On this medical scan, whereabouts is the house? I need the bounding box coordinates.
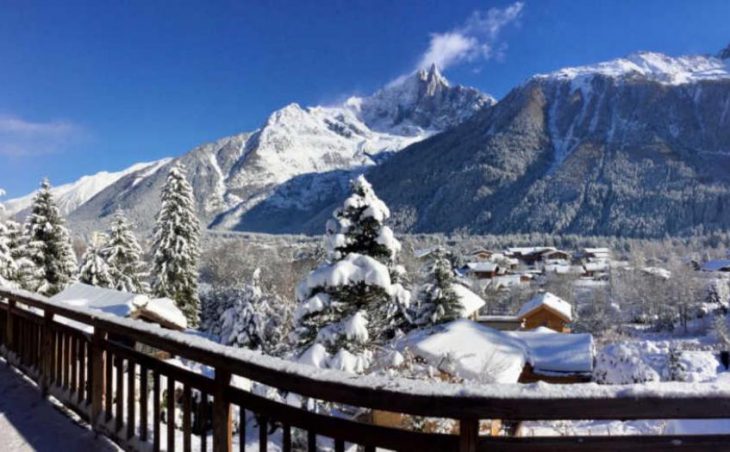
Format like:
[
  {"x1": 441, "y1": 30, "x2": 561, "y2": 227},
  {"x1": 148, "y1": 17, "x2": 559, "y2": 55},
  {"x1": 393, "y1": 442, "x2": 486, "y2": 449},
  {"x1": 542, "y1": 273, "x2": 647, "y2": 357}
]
[
  {"x1": 516, "y1": 292, "x2": 572, "y2": 332},
  {"x1": 462, "y1": 262, "x2": 500, "y2": 279},
  {"x1": 50, "y1": 283, "x2": 188, "y2": 331},
  {"x1": 582, "y1": 247, "x2": 611, "y2": 261},
  {"x1": 506, "y1": 247, "x2": 556, "y2": 266},
  {"x1": 402, "y1": 320, "x2": 593, "y2": 384},
  {"x1": 507, "y1": 327, "x2": 594, "y2": 383},
  {"x1": 702, "y1": 259, "x2": 730, "y2": 273},
  {"x1": 543, "y1": 250, "x2": 571, "y2": 262},
  {"x1": 469, "y1": 249, "x2": 497, "y2": 261},
  {"x1": 582, "y1": 260, "x2": 609, "y2": 278},
  {"x1": 452, "y1": 284, "x2": 486, "y2": 320}
]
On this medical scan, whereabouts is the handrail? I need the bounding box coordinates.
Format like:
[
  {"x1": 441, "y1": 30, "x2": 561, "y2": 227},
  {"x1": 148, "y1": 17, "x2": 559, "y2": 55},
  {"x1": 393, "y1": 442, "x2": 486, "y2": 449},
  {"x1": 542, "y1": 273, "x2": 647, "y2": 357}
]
[
  {"x1": 2, "y1": 285, "x2": 730, "y2": 452},
  {"x1": 2, "y1": 286, "x2": 729, "y2": 420}
]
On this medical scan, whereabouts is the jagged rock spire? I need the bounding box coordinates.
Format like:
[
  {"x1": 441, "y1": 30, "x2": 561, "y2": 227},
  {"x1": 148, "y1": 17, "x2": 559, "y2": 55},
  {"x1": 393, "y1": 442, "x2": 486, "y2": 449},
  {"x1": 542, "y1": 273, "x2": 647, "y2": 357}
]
[{"x1": 720, "y1": 43, "x2": 730, "y2": 60}]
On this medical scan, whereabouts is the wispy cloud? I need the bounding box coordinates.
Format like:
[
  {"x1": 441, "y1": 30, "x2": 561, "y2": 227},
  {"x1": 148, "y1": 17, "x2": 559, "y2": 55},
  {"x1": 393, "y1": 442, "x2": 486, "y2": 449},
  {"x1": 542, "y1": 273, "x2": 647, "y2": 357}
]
[
  {"x1": 416, "y1": 2, "x2": 524, "y2": 71},
  {"x1": 0, "y1": 115, "x2": 86, "y2": 156}
]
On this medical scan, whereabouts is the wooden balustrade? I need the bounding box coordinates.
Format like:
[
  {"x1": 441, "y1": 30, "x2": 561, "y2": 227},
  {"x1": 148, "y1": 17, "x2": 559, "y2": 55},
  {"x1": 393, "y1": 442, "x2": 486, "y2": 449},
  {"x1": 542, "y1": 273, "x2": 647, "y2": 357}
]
[{"x1": 1, "y1": 286, "x2": 730, "y2": 451}]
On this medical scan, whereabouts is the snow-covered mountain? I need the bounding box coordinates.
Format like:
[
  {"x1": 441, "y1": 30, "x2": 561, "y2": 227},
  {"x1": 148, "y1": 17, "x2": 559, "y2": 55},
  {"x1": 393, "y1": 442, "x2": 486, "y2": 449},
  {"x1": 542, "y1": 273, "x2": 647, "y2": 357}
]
[
  {"x1": 62, "y1": 65, "x2": 491, "y2": 235},
  {"x1": 352, "y1": 47, "x2": 730, "y2": 237},
  {"x1": 3, "y1": 159, "x2": 170, "y2": 218}
]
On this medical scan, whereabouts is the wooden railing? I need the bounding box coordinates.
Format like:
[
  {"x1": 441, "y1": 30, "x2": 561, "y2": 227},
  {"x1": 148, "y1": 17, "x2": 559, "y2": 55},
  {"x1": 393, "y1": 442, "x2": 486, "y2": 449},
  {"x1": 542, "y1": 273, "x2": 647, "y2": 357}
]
[{"x1": 1, "y1": 286, "x2": 730, "y2": 451}]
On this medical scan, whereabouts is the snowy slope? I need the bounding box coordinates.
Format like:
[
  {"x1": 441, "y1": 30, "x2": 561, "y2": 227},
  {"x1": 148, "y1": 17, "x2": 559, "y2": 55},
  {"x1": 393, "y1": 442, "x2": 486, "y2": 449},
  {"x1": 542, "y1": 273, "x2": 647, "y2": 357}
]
[
  {"x1": 64, "y1": 65, "x2": 491, "y2": 235},
  {"x1": 536, "y1": 51, "x2": 730, "y2": 87},
  {"x1": 3, "y1": 159, "x2": 169, "y2": 218}
]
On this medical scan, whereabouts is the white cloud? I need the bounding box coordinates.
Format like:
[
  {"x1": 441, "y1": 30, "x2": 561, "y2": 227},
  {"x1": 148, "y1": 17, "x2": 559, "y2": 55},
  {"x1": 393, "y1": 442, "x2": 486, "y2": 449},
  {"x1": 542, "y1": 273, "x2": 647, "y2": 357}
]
[
  {"x1": 0, "y1": 115, "x2": 86, "y2": 157},
  {"x1": 416, "y1": 2, "x2": 524, "y2": 71}
]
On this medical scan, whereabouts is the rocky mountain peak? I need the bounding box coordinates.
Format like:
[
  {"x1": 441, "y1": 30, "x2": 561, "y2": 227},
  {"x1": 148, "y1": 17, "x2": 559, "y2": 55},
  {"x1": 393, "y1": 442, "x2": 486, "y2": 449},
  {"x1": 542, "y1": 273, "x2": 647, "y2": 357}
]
[{"x1": 720, "y1": 43, "x2": 730, "y2": 60}]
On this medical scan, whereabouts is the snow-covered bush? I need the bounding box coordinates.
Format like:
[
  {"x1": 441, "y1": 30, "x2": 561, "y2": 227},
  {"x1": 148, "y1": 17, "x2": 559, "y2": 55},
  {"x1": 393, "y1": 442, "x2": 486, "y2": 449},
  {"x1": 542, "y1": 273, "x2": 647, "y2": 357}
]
[
  {"x1": 219, "y1": 269, "x2": 291, "y2": 356},
  {"x1": 294, "y1": 176, "x2": 412, "y2": 373},
  {"x1": 78, "y1": 243, "x2": 114, "y2": 288},
  {"x1": 593, "y1": 343, "x2": 661, "y2": 384}
]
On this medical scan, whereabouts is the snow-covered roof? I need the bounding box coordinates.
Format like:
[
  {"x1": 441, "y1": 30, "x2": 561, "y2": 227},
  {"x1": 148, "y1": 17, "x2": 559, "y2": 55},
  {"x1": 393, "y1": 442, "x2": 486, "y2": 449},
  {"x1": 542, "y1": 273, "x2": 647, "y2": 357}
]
[
  {"x1": 507, "y1": 327, "x2": 593, "y2": 374},
  {"x1": 583, "y1": 261, "x2": 609, "y2": 272},
  {"x1": 452, "y1": 284, "x2": 486, "y2": 317},
  {"x1": 641, "y1": 266, "x2": 672, "y2": 280},
  {"x1": 401, "y1": 319, "x2": 526, "y2": 383},
  {"x1": 50, "y1": 283, "x2": 147, "y2": 318},
  {"x1": 702, "y1": 259, "x2": 730, "y2": 272},
  {"x1": 584, "y1": 247, "x2": 610, "y2": 255},
  {"x1": 517, "y1": 292, "x2": 572, "y2": 322},
  {"x1": 51, "y1": 283, "x2": 187, "y2": 331},
  {"x1": 134, "y1": 297, "x2": 188, "y2": 330},
  {"x1": 464, "y1": 262, "x2": 499, "y2": 272},
  {"x1": 506, "y1": 247, "x2": 555, "y2": 256}
]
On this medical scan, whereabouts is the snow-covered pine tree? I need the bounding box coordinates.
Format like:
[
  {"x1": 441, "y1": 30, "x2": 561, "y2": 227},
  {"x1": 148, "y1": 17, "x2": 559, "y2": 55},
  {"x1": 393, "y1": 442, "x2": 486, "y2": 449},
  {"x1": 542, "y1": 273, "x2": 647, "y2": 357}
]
[
  {"x1": 103, "y1": 210, "x2": 149, "y2": 293},
  {"x1": 78, "y1": 241, "x2": 114, "y2": 288},
  {"x1": 0, "y1": 220, "x2": 17, "y2": 286},
  {"x1": 415, "y1": 248, "x2": 464, "y2": 325},
  {"x1": 219, "y1": 269, "x2": 289, "y2": 355},
  {"x1": 151, "y1": 164, "x2": 201, "y2": 326},
  {"x1": 5, "y1": 219, "x2": 43, "y2": 291},
  {"x1": 23, "y1": 179, "x2": 77, "y2": 295},
  {"x1": 294, "y1": 175, "x2": 411, "y2": 373}
]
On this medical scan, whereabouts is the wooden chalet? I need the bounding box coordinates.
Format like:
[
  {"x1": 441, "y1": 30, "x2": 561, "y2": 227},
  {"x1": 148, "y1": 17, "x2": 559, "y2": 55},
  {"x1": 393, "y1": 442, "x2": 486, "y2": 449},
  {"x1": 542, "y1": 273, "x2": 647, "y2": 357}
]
[{"x1": 516, "y1": 292, "x2": 572, "y2": 332}]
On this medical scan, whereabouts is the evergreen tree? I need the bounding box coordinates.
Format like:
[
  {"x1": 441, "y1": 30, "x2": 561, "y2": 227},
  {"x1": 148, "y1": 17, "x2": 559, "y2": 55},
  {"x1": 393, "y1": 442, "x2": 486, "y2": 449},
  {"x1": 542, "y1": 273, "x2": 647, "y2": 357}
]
[
  {"x1": 294, "y1": 176, "x2": 411, "y2": 373},
  {"x1": 23, "y1": 179, "x2": 77, "y2": 295},
  {"x1": 219, "y1": 269, "x2": 290, "y2": 355},
  {"x1": 0, "y1": 220, "x2": 17, "y2": 286},
  {"x1": 415, "y1": 248, "x2": 464, "y2": 325},
  {"x1": 151, "y1": 164, "x2": 201, "y2": 326},
  {"x1": 103, "y1": 210, "x2": 149, "y2": 293},
  {"x1": 78, "y1": 242, "x2": 114, "y2": 288},
  {"x1": 5, "y1": 220, "x2": 43, "y2": 291}
]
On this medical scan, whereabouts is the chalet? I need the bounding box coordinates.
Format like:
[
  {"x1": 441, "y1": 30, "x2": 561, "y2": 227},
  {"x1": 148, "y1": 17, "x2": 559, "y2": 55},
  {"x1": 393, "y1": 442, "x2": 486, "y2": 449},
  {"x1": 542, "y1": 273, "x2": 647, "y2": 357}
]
[
  {"x1": 506, "y1": 247, "x2": 552, "y2": 265},
  {"x1": 507, "y1": 327, "x2": 594, "y2": 383},
  {"x1": 469, "y1": 248, "x2": 497, "y2": 261},
  {"x1": 543, "y1": 250, "x2": 571, "y2": 262},
  {"x1": 402, "y1": 320, "x2": 593, "y2": 384},
  {"x1": 50, "y1": 283, "x2": 188, "y2": 331},
  {"x1": 582, "y1": 260, "x2": 609, "y2": 278},
  {"x1": 452, "y1": 284, "x2": 486, "y2": 320},
  {"x1": 702, "y1": 259, "x2": 730, "y2": 273},
  {"x1": 462, "y1": 262, "x2": 500, "y2": 279},
  {"x1": 516, "y1": 292, "x2": 572, "y2": 332},
  {"x1": 582, "y1": 247, "x2": 611, "y2": 261}
]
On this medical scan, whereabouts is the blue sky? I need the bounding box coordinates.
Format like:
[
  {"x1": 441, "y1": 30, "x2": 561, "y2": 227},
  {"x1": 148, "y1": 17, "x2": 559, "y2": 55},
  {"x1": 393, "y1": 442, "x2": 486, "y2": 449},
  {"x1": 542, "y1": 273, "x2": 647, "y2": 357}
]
[{"x1": 1, "y1": 0, "x2": 729, "y2": 198}]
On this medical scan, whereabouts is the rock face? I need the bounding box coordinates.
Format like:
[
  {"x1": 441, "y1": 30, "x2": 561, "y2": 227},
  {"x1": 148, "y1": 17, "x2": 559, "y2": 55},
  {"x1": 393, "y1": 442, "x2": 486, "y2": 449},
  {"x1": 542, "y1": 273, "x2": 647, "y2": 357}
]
[
  {"x1": 63, "y1": 66, "x2": 491, "y2": 236},
  {"x1": 364, "y1": 51, "x2": 730, "y2": 237},
  {"x1": 234, "y1": 49, "x2": 730, "y2": 238}
]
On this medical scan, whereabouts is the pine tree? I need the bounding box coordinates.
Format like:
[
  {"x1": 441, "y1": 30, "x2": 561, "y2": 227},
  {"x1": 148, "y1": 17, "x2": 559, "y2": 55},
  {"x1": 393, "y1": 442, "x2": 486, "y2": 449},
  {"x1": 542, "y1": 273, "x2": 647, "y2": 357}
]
[
  {"x1": 23, "y1": 179, "x2": 77, "y2": 295},
  {"x1": 5, "y1": 220, "x2": 43, "y2": 292},
  {"x1": 103, "y1": 210, "x2": 149, "y2": 293},
  {"x1": 0, "y1": 220, "x2": 17, "y2": 286},
  {"x1": 78, "y1": 242, "x2": 114, "y2": 288},
  {"x1": 294, "y1": 176, "x2": 411, "y2": 373},
  {"x1": 219, "y1": 269, "x2": 289, "y2": 355},
  {"x1": 151, "y1": 164, "x2": 201, "y2": 326},
  {"x1": 415, "y1": 248, "x2": 464, "y2": 325}
]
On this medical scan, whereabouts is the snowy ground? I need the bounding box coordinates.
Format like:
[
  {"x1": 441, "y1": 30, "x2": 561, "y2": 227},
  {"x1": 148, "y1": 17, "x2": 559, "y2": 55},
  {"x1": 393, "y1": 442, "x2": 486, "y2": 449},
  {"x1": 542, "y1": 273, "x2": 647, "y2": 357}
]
[{"x1": 0, "y1": 358, "x2": 120, "y2": 451}]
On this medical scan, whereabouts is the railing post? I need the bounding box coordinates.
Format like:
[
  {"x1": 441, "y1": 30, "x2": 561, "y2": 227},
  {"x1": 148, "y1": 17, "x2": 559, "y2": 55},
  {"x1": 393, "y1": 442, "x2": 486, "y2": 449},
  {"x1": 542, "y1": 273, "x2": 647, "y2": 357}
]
[
  {"x1": 212, "y1": 368, "x2": 232, "y2": 452},
  {"x1": 5, "y1": 297, "x2": 15, "y2": 353},
  {"x1": 459, "y1": 417, "x2": 478, "y2": 452},
  {"x1": 40, "y1": 310, "x2": 54, "y2": 397},
  {"x1": 90, "y1": 327, "x2": 106, "y2": 430}
]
